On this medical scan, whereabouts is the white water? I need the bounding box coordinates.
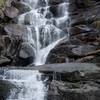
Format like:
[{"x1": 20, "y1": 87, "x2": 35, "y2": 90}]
[
  {"x1": 4, "y1": 0, "x2": 69, "y2": 100},
  {"x1": 18, "y1": 0, "x2": 69, "y2": 66},
  {"x1": 3, "y1": 70, "x2": 46, "y2": 100}
]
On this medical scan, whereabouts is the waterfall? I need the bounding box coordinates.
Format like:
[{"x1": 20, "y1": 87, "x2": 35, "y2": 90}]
[
  {"x1": 3, "y1": 0, "x2": 69, "y2": 100},
  {"x1": 18, "y1": 0, "x2": 69, "y2": 65},
  {"x1": 2, "y1": 70, "x2": 47, "y2": 100}
]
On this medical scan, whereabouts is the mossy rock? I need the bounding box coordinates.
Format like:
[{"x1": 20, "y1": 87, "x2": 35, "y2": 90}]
[
  {"x1": 0, "y1": 0, "x2": 5, "y2": 9},
  {"x1": 92, "y1": 20, "x2": 100, "y2": 29}
]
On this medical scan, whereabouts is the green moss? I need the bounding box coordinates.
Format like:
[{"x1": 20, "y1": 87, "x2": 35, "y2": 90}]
[{"x1": 0, "y1": 0, "x2": 5, "y2": 9}]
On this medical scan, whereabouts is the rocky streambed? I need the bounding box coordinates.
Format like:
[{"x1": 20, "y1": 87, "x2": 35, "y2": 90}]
[{"x1": 0, "y1": 63, "x2": 100, "y2": 100}]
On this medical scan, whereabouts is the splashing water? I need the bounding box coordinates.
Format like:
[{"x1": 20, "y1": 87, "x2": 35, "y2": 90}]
[
  {"x1": 4, "y1": 0, "x2": 69, "y2": 100},
  {"x1": 2, "y1": 70, "x2": 47, "y2": 100},
  {"x1": 18, "y1": 0, "x2": 69, "y2": 66}
]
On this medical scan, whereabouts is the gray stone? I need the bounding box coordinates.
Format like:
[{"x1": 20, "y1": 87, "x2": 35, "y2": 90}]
[
  {"x1": 19, "y1": 42, "x2": 35, "y2": 59},
  {"x1": 4, "y1": 24, "x2": 27, "y2": 36},
  {"x1": 4, "y1": 7, "x2": 19, "y2": 18},
  {"x1": 72, "y1": 45, "x2": 97, "y2": 56}
]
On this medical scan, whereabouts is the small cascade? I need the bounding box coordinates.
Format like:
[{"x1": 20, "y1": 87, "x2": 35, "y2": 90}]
[
  {"x1": 2, "y1": 70, "x2": 46, "y2": 100},
  {"x1": 17, "y1": 0, "x2": 69, "y2": 65}
]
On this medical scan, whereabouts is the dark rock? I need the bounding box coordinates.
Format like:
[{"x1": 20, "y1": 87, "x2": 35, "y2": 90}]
[
  {"x1": 47, "y1": 80, "x2": 100, "y2": 100},
  {"x1": 74, "y1": 32, "x2": 99, "y2": 43},
  {"x1": 0, "y1": 26, "x2": 7, "y2": 35},
  {"x1": 48, "y1": 0, "x2": 67, "y2": 5},
  {"x1": 0, "y1": 56, "x2": 11, "y2": 66},
  {"x1": 46, "y1": 40, "x2": 72, "y2": 64},
  {"x1": 69, "y1": 25, "x2": 95, "y2": 36},
  {"x1": 15, "y1": 43, "x2": 35, "y2": 66},
  {"x1": 72, "y1": 45, "x2": 97, "y2": 56},
  {"x1": 76, "y1": 56, "x2": 95, "y2": 63},
  {"x1": 0, "y1": 80, "x2": 16, "y2": 100},
  {"x1": 15, "y1": 56, "x2": 34, "y2": 66},
  {"x1": 19, "y1": 42, "x2": 35, "y2": 59}
]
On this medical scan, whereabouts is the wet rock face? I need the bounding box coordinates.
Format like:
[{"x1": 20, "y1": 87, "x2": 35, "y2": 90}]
[
  {"x1": 15, "y1": 43, "x2": 35, "y2": 66},
  {"x1": 40, "y1": 63, "x2": 100, "y2": 100},
  {"x1": 46, "y1": 0, "x2": 100, "y2": 64},
  {"x1": 0, "y1": 80, "x2": 16, "y2": 100},
  {"x1": 0, "y1": 0, "x2": 100, "y2": 66}
]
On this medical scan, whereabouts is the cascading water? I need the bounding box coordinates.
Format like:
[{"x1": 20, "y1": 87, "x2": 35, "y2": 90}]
[
  {"x1": 18, "y1": 0, "x2": 69, "y2": 65},
  {"x1": 1, "y1": 0, "x2": 69, "y2": 100},
  {"x1": 2, "y1": 70, "x2": 46, "y2": 100}
]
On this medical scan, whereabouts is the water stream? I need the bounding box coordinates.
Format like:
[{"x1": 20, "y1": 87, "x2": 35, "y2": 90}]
[
  {"x1": 0, "y1": 0, "x2": 69, "y2": 100},
  {"x1": 18, "y1": 0, "x2": 69, "y2": 65},
  {"x1": 1, "y1": 70, "x2": 46, "y2": 100}
]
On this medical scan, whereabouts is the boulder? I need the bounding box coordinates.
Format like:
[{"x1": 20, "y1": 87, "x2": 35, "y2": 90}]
[
  {"x1": 4, "y1": 7, "x2": 19, "y2": 18},
  {"x1": 0, "y1": 80, "x2": 16, "y2": 100},
  {"x1": 15, "y1": 42, "x2": 35, "y2": 66},
  {"x1": 19, "y1": 42, "x2": 35, "y2": 59},
  {"x1": 46, "y1": 40, "x2": 72, "y2": 64},
  {"x1": 4, "y1": 24, "x2": 27, "y2": 36}
]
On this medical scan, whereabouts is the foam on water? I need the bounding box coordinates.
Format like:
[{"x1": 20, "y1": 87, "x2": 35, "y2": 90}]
[
  {"x1": 18, "y1": 0, "x2": 69, "y2": 66},
  {"x1": 4, "y1": 70, "x2": 46, "y2": 100}
]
